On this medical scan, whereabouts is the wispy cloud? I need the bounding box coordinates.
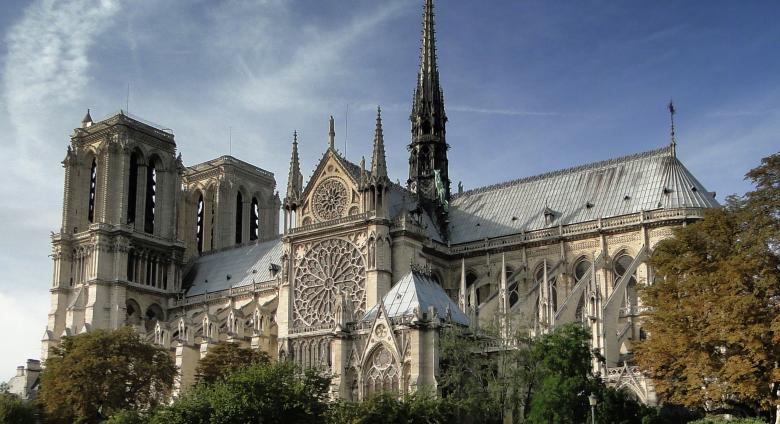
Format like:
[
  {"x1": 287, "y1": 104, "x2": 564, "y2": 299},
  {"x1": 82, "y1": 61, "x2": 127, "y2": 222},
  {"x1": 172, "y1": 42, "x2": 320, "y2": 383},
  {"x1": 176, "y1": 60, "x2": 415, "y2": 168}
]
[
  {"x1": 3, "y1": 0, "x2": 121, "y2": 162},
  {"x1": 448, "y1": 105, "x2": 562, "y2": 117}
]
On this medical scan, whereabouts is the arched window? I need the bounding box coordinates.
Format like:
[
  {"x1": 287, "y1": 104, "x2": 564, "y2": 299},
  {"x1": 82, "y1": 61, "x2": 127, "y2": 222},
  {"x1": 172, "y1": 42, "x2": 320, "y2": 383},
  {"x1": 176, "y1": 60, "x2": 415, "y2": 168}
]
[
  {"x1": 250, "y1": 197, "x2": 260, "y2": 241},
  {"x1": 88, "y1": 158, "x2": 97, "y2": 223},
  {"x1": 574, "y1": 259, "x2": 592, "y2": 282},
  {"x1": 364, "y1": 345, "x2": 399, "y2": 398},
  {"x1": 126, "y1": 299, "x2": 142, "y2": 326},
  {"x1": 196, "y1": 194, "x2": 204, "y2": 253},
  {"x1": 144, "y1": 159, "x2": 157, "y2": 234},
  {"x1": 235, "y1": 191, "x2": 244, "y2": 244},
  {"x1": 145, "y1": 304, "x2": 164, "y2": 331},
  {"x1": 127, "y1": 153, "x2": 139, "y2": 224}
]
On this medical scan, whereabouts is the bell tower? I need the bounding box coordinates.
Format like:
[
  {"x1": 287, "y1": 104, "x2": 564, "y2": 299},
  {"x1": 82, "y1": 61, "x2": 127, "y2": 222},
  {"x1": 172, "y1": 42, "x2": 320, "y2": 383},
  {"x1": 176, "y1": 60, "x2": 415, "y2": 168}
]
[
  {"x1": 407, "y1": 0, "x2": 450, "y2": 235},
  {"x1": 44, "y1": 111, "x2": 185, "y2": 360}
]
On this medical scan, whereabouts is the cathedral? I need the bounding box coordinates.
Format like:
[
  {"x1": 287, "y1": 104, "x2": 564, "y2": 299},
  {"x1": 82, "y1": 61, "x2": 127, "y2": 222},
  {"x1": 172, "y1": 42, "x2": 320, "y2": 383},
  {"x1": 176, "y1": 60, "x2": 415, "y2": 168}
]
[{"x1": 41, "y1": 0, "x2": 718, "y2": 404}]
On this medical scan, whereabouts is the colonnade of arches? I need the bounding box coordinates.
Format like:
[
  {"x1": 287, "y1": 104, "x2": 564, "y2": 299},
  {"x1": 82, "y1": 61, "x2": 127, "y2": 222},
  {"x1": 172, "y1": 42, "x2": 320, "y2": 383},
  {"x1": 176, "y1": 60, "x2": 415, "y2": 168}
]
[{"x1": 189, "y1": 185, "x2": 268, "y2": 255}]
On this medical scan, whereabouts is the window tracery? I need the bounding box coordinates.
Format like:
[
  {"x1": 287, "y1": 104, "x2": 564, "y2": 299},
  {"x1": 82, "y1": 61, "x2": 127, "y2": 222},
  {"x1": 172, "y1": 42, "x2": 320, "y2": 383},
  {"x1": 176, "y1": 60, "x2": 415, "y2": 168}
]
[
  {"x1": 312, "y1": 178, "x2": 348, "y2": 221},
  {"x1": 363, "y1": 345, "x2": 399, "y2": 398},
  {"x1": 293, "y1": 238, "x2": 366, "y2": 328}
]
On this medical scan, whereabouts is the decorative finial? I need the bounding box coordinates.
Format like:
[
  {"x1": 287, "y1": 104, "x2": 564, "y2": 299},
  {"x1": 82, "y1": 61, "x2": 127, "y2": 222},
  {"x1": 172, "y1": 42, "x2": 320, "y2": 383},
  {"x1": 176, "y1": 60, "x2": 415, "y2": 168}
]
[
  {"x1": 668, "y1": 100, "x2": 677, "y2": 158},
  {"x1": 328, "y1": 116, "x2": 335, "y2": 150}
]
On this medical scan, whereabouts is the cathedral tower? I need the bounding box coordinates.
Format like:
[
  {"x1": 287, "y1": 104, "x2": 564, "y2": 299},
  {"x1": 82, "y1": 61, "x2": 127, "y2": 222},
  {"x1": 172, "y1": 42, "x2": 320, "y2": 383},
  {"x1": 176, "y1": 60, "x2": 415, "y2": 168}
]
[
  {"x1": 408, "y1": 0, "x2": 450, "y2": 234},
  {"x1": 44, "y1": 112, "x2": 185, "y2": 359}
]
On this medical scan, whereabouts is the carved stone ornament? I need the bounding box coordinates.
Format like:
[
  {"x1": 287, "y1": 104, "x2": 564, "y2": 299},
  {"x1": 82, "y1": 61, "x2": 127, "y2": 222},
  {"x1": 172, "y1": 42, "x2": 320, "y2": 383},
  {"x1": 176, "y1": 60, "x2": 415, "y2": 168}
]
[
  {"x1": 293, "y1": 238, "x2": 366, "y2": 328},
  {"x1": 312, "y1": 178, "x2": 348, "y2": 221}
]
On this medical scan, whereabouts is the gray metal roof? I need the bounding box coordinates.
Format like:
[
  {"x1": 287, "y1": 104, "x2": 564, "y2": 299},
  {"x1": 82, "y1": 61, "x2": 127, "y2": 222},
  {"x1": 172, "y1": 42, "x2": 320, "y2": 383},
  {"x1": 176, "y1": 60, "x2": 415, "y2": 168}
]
[
  {"x1": 448, "y1": 146, "x2": 718, "y2": 244},
  {"x1": 363, "y1": 270, "x2": 470, "y2": 326},
  {"x1": 184, "y1": 238, "x2": 282, "y2": 296}
]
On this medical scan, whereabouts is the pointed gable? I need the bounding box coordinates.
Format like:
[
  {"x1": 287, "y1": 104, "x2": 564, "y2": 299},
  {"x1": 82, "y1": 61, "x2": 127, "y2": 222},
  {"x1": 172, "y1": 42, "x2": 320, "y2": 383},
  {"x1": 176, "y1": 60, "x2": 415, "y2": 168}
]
[{"x1": 298, "y1": 149, "x2": 364, "y2": 225}]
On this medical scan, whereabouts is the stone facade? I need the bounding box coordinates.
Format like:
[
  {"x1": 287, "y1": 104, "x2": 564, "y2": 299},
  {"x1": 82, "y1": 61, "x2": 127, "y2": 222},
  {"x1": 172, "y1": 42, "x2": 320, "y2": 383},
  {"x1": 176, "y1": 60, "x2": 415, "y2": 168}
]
[{"x1": 38, "y1": 0, "x2": 718, "y2": 406}]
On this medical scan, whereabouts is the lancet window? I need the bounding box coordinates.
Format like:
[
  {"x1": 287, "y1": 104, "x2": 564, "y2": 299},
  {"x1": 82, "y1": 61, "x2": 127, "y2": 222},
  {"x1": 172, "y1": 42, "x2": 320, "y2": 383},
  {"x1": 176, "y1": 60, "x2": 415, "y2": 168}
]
[
  {"x1": 87, "y1": 158, "x2": 97, "y2": 223},
  {"x1": 250, "y1": 197, "x2": 259, "y2": 241},
  {"x1": 144, "y1": 159, "x2": 157, "y2": 234},
  {"x1": 196, "y1": 194, "x2": 204, "y2": 253},
  {"x1": 127, "y1": 152, "x2": 139, "y2": 224},
  {"x1": 235, "y1": 191, "x2": 243, "y2": 244}
]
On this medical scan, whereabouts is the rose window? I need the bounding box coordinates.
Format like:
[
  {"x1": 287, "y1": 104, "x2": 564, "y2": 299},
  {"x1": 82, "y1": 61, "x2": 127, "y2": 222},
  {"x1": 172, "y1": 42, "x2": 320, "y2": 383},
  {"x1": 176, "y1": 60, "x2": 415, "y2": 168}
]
[
  {"x1": 312, "y1": 178, "x2": 348, "y2": 221},
  {"x1": 293, "y1": 239, "x2": 366, "y2": 328}
]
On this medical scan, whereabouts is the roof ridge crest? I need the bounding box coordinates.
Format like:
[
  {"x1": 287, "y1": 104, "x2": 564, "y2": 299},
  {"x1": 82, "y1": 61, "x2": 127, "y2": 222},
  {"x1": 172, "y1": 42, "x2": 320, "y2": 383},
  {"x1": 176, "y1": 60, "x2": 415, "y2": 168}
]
[{"x1": 452, "y1": 146, "x2": 671, "y2": 199}]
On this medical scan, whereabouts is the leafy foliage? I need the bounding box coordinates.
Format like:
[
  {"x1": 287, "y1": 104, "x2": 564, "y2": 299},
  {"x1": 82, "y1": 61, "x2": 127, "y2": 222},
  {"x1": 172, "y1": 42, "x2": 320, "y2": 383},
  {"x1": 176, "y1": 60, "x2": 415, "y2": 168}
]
[
  {"x1": 38, "y1": 327, "x2": 176, "y2": 424},
  {"x1": 151, "y1": 361, "x2": 330, "y2": 424},
  {"x1": 635, "y1": 151, "x2": 780, "y2": 417},
  {"x1": 194, "y1": 341, "x2": 269, "y2": 385},
  {"x1": 327, "y1": 392, "x2": 455, "y2": 424},
  {"x1": 0, "y1": 392, "x2": 38, "y2": 424},
  {"x1": 526, "y1": 324, "x2": 598, "y2": 424}
]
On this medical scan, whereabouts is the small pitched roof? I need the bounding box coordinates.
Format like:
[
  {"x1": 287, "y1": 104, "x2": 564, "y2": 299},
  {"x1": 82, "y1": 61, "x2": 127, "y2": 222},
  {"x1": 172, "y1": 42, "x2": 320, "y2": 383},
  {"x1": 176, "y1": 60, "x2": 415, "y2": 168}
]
[
  {"x1": 448, "y1": 146, "x2": 718, "y2": 244},
  {"x1": 184, "y1": 238, "x2": 282, "y2": 296},
  {"x1": 363, "y1": 269, "x2": 470, "y2": 326}
]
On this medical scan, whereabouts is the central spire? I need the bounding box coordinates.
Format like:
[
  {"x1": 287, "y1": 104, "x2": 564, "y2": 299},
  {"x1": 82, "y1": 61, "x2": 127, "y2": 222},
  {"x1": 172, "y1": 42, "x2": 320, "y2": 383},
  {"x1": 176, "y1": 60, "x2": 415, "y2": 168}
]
[
  {"x1": 408, "y1": 0, "x2": 450, "y2": 237},
  {"x1": 411, "y1": 0, "x2": 446, "y2": 140}
]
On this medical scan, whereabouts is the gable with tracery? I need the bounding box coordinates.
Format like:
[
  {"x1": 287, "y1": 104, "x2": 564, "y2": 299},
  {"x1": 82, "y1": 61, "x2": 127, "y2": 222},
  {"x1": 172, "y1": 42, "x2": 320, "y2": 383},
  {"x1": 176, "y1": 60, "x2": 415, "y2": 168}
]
[{"x1": 298, "y1": 152, "x2": 363, "y2": 226}]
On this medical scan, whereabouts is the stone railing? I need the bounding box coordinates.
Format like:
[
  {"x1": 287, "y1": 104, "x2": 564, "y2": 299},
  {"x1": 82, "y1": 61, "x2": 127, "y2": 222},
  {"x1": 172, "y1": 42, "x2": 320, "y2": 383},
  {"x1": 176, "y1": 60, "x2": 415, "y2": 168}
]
[
  {"x1": 172, "y1": 280, "x2": 276, "y2": 307},
  {"x1": 289, "y1": 322, "x2": 335, "y2": 334},
  {"x1": 288, "y1": 211, "x2": 373, "y2": 235},
  {"x1": 449, "y1": 207, "x2": 704, "y2": 255}
]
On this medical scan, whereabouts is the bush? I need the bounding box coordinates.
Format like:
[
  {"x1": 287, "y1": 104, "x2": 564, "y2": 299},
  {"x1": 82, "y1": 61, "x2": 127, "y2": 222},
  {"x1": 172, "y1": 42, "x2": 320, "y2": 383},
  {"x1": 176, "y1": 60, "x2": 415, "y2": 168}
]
[
  {"x1": 327, "y1": 391, "x2": 456, "y2": 424},
  {"x1": 152, "y1": 361, "x2": 330, "y2": 424},
  {"x1": 0, "y1": 392, "x2": 38, "y2": 424}
]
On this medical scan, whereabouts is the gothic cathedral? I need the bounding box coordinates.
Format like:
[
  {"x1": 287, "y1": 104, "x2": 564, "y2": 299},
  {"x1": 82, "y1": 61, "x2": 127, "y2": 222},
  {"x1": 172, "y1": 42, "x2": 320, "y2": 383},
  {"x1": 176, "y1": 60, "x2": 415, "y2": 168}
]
[{"x1": 43, "y1": 0, "x2": 718, "y2": 403}]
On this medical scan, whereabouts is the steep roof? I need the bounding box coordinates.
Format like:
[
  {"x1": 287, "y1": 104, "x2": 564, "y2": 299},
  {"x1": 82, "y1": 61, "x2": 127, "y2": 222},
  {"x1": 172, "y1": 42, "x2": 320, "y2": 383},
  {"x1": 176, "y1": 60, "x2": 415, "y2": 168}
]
[
  {"x1": 363, "y1": 269, "x2": 469, "y2": 326},
  {"x1": 448, "y1": 146, "x2": 718, "y2": 244},
  {"x1": 184, "y1": 238, "x2": 282, "y2": 296}
]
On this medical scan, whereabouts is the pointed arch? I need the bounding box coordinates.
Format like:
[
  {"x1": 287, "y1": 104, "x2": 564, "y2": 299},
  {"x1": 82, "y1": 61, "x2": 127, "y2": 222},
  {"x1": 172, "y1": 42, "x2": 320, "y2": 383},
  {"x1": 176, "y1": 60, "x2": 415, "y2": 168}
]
[
  {"x1": 144, "y1": 155, "x2": 160, "y2": 234},
  {"x1": 235, "y1": 190, "x2": 244, "y2": 244},
  {"x1": 87, "y1": 157, "x2": 98, "y2": 223}
]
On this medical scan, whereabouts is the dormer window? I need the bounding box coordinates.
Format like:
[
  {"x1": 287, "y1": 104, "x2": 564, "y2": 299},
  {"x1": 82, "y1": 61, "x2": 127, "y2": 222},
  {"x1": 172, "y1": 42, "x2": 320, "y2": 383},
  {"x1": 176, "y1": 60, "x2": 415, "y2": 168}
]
[{"x1": 543, "y1": 207, "x2": 555, "y2": 225}]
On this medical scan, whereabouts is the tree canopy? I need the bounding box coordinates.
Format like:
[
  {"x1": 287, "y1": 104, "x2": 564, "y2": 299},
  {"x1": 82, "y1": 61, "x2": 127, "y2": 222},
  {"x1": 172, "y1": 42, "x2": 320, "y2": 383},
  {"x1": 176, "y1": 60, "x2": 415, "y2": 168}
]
[
  {"x1": 636, "y1": 151, "x2": 780, "y2": 417},
  {"x1": 0, "y1": 392, "x2": 37, "y2": 424},
  {"x1": 194, "y1": 342, "x2": 269, "y2": 385},
  {"x1": 151, "y1": 361, "x2": 330, "y2": 424},
  {"x1": 39, "y1": 327, "x2": 176, "y2": 424}
]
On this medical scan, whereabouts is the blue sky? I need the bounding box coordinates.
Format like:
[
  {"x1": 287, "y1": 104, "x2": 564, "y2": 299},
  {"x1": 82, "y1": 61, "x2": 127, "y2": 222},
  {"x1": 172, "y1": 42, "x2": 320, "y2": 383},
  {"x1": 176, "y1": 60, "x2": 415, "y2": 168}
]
[{"x1": 0, "y1": 0, "x2": 778, "y2": 380}]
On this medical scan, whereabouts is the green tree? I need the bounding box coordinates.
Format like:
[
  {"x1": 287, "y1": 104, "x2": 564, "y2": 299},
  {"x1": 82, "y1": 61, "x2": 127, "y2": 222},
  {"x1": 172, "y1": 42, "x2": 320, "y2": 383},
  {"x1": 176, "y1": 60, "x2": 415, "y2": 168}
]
[
  {"x1": 327, "y1": 391, "x2": 455, "y2": 424},
  {"x1": 194, "y1": 342, "x2": 269, "y2": 385},
  {"x1": 526, "y1": 323, "x2": 596, "y2": 424},
  {"x1": 635, "y1": 151, "x2": 780, "y2": 418},
  {"x1": 0, "y1": 392, "x2": 38, "y2": 424},
  {"x1": 39, "y1": 327, "x2": 176, "y2": 424},
  {"x1": 152, "y1": 361, "x2": 330, "y2": 424},
  {"x1": 438, "y1": 325, "x2": 504, "y2": 423}
]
